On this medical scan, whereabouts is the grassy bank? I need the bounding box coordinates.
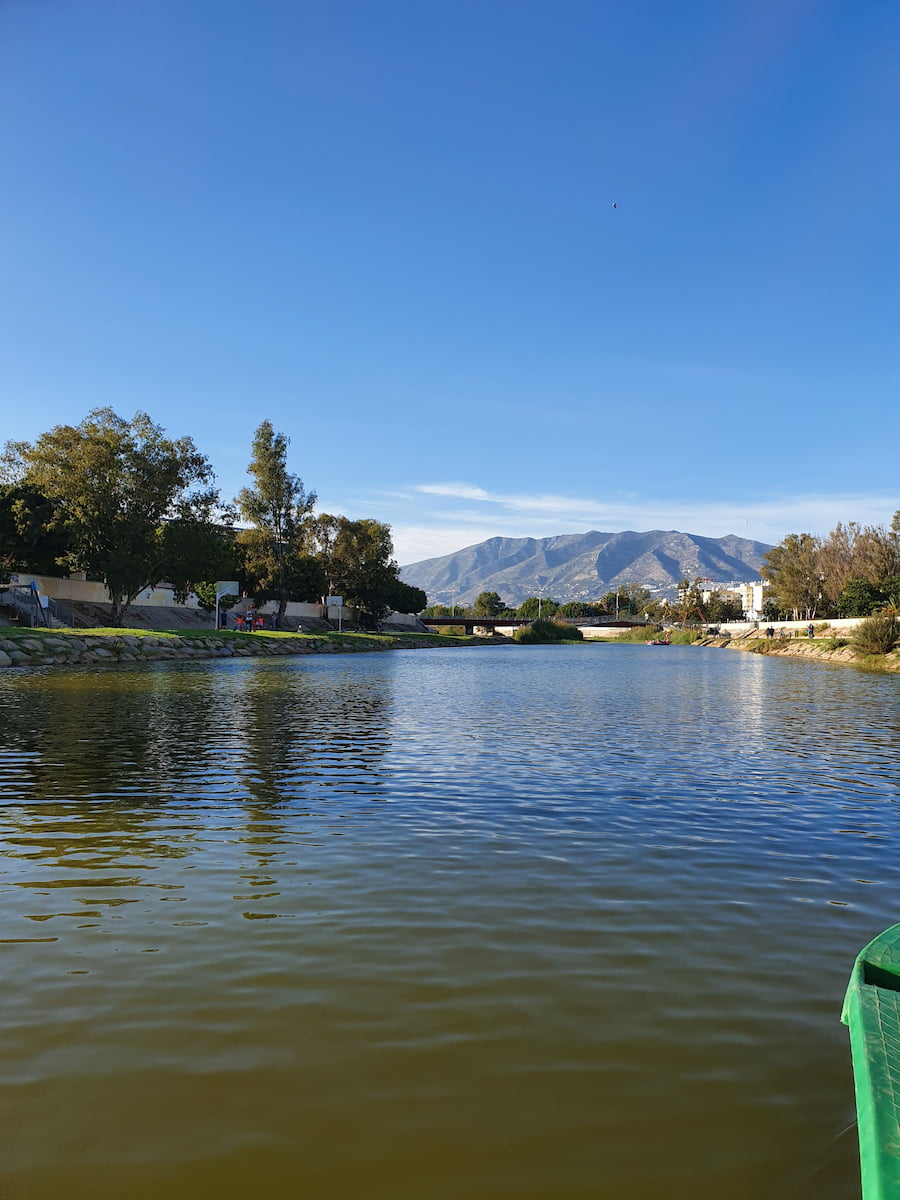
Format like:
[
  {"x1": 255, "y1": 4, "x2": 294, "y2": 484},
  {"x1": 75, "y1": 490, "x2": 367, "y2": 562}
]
[
  {"x1": 718, "y1": 630, "x2": 900, "y2": 674},
  {"x1": 0, "y1": 626, "x2": 487, "y2": 669},
  {"x1": 613, "y1": 626, "x2": 695, "y2": 644}
]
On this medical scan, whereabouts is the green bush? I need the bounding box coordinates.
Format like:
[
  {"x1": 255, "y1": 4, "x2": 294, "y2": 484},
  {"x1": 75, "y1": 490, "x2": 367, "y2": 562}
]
[
  {"x1": 513, "y1": 619, "x2": 583, "y2": 644},
  {"x1": 615, "y1": 625, "x2": 662, "y2": 643},
  {"x1": 663, "y1": 629, "x2": 694, "y2": 644},
  {"x1": 851, "y1": 612, "x2": 899, "y2": 656},
  {"x1": 614, "y1": 626, "x2": 694, "y2": 644},
  {"x1": 840, "y1": 579, "x2": 886, "y2": 617}
]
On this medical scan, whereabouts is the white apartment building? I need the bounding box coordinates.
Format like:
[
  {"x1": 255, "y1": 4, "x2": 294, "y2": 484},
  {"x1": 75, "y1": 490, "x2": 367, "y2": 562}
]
[{"x1": 732, "y1": 581, "x2": 769, "y2": 619}]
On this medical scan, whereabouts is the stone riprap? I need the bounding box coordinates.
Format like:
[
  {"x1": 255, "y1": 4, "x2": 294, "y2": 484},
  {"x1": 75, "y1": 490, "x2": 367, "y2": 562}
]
[
  {"x1": 0, "y1": 631, "x2": 487, "y2": 670},
  {"x1": 699, "y1": 633, "x2": 900, "y2": 673}
]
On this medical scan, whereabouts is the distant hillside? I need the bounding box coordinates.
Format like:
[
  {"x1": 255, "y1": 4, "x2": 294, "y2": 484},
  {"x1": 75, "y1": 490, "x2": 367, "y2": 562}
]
[{"x1": 399, "y1": 530, "x2": 773, "y2": 607}]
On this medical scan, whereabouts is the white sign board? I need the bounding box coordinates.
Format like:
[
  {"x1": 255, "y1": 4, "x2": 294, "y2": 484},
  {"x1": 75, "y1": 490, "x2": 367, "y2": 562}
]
[
  {"x1": 213, "y1": 581, "x2": 240, "y2": 630},
  {"x1": 326, "y1": 596, "x2": 343, "y2": 606}
]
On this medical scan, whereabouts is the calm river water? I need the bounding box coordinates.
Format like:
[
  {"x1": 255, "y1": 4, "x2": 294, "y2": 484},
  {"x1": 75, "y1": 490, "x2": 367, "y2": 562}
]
[{"x1": 1, "y1": 644, "x2": 899, "y2": 1199}]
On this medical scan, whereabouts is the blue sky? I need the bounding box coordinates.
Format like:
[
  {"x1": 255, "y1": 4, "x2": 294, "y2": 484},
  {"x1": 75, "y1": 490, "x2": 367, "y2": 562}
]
[{"x1": 2, "y1": 0, "x2": 897, "y2": 564}]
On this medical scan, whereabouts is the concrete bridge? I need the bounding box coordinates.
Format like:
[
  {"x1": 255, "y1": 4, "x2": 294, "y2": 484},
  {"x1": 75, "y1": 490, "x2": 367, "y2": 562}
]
[
  {"x1": 418, "y1": 616, "x2": 532, "y2": 635},
  {"x1": 419, "y1": 616, "x2": 647, "y2": 636}
]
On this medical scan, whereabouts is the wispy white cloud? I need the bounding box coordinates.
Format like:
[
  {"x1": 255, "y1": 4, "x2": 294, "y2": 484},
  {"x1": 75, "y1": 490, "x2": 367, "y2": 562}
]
[
  {"x1": 415, "y1": 482, "x2": 493, "y2": 501},
  {"x1": 391, "y1": 525, "x2": 509, "y2": 564},
  {"x1": 387, "y1": 482, "x2": 900, "y2": 564}
]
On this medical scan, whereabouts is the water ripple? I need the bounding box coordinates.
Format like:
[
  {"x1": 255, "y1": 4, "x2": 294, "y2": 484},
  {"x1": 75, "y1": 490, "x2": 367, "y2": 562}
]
[{"x1": 0, "y1": 647, "x2": 897, "y2": 1199}]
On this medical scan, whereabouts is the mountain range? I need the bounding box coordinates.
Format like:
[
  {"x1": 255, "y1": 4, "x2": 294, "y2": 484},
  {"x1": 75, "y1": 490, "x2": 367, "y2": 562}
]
[{"x1": 399, "y1": 530, "x2": 773, "y2": 607}]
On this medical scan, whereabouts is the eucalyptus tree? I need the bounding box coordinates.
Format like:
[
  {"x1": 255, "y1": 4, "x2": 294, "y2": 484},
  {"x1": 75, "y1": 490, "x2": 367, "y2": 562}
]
[
  {"x1": 305, "y1": 514, "x2": 407, "y2": 626},
  {"x1": 761, "y1": 533, "x2": 823, "y2": 620},
  {"x1": 3, "y1": 408, "x2": 225, "y2": 624},
  {"x1": 237, "y1": 421, "x2": 316, "y2": 622}
]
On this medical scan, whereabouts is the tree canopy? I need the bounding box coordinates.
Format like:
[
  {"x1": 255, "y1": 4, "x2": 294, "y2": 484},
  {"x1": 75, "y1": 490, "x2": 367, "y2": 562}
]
[
  {"x1": 0, "y1": 483, "x2": 70, "y2": 582},
  {"x1": 761, "y1": 534, "x2": 824, "y2": 620},
  {"x1": 1, "y1": 408, "x2": 464, "y2": 628},
  {"x1": 515, "y1": 596, "x2": 558, "y2": 619},
  {"x1": 4, "y1": 409, "x2": 225, "y2": 624},
  {"x1": 236, "y1": 421, "x2": 316, "y2": 620},
  {"x1": 383, "y1": 578, "x2": 427, "y2": 616},
  {"x1": 473, "y1": 591, "x2": 506, "y2": 618},
  {"x1": 305, "y1": 514, "x2": 407, "y2": 627},
  {"x1": 762, "y1": 516, "x2": 900, "y2": 620}
]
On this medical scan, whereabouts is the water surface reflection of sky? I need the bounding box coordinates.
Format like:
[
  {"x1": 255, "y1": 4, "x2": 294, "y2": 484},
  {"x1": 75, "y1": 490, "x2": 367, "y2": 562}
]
[{"x1": 0, "y1": 647, "x2": 898, "y2": 1200}]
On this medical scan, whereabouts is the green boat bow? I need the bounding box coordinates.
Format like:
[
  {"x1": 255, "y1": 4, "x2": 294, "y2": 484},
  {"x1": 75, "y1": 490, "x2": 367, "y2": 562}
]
[{"x1": 842, "y1": 923, "x2": 900, "y2": 1200}]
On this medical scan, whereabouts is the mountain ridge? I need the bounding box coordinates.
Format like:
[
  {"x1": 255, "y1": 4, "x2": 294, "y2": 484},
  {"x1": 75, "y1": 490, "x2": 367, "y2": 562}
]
[{"x1": 399, "y1": 529, "x2": 773, "y2": 606}]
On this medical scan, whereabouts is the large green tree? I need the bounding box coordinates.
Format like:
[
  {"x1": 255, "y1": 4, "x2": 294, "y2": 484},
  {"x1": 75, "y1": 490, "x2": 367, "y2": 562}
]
[
  {"x1": 516, "y1": 596, "x2": 558, "y2": 619},
  {"x1": 602, "y1": 583, "x2": 654, "y2": 617},
  {"x1": 306, "y1": 514, "x2": 407, "y2": 627},
  {"x1": 839, "y1": 578, "x2": 886, "y2": 617},
  {"x1": 383, "y1": 578, "x2": 427, "y2": 616},
  {"x1": 0, "y1": 483, "x2": 70, "y2": 582},
  {"x1": 237, "y1": 528, "x2": 325, "y2": 610},
  {"x1": 704, "y1": 590, "x2": 744, "y2": 623},
  {"x1": 333, "y1": 518, "x2": 398, "y2": 627},
  {"x1": 236, "y1": 421, "x2": 316, "y2": 622},
  {"x1": 819, "y1": 522, "x2": 898, "y2": 610},
  {"x1": 473, "y1": 591, "x2": 506, "y2": 618},
  {"x1": 4, "y1": 409, "x2": 225, "y2": 624},
  {"x1": 557, "y1": 601, "x2": 599, "y2": 619},
  {"x1": 761, "y1": 533, "x2": 823, "y2": 620},
  {"x1": 304, "y1": 513, "x2": 344, "y2": 601},
  {"x1": 421, "y1": 603, "x2": 455, "y2": 618}
]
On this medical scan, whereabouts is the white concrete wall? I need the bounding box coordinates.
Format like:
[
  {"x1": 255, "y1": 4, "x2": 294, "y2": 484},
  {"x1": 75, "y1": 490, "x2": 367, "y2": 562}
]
[
  {"x1": 8, "y1": 573, "x2": 423, "y2": 626},
  {"x1": 383, "y1": 611, "x2": 421, "y2": 628},
  {"x1": 720, "y1": 618, "x2": 865, "y2": 635},
  {"x1": 7, "y1": 572, "x2": 202, "y2": 608}
]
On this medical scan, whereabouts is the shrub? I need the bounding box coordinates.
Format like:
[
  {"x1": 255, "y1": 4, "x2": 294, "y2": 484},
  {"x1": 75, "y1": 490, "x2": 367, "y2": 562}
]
[
  {"x1": 614, "y1": 625, "x2": 658, "y2": 643},
  {"x1": 615, "y1": 626, "x2": 694, "y2": 644},
  {"x1": 851, "y1": 612, "x2": 899, "y2": 656},
  {"x1": 514, "y1": 619, "x2": 583, "y2": 644},
  {"x1": 839, "y1": 579, "x2": 886, "y2": 617}
]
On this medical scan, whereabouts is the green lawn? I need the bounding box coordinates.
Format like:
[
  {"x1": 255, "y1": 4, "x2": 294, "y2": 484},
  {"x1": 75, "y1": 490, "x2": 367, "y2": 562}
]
[{"x1": 0, "y1": 625, "x2": 473, "y2": 648}]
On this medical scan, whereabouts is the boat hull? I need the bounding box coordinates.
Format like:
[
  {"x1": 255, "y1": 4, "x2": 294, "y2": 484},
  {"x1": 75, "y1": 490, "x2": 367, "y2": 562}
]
[{"x1": 842, "y1": 923, "x2": 900, "y2": 1200}]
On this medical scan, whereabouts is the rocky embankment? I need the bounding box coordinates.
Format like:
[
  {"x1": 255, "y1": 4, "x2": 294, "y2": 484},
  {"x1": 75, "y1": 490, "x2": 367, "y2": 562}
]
[
  {"x1": 0, "y1": 630, "x2": 485, "y2": 670},
  {"x1": 699, "y1": 634, "x2": 900, "y2": 673}
]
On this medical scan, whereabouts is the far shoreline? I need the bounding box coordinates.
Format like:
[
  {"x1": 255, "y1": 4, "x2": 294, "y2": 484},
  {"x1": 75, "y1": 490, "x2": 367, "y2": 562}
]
[
  {"x1": 0, "y1": 627, "x2": 495, "y2": 670},
  {"x1": 1, "y1": 623, "x2": 898, "y2": 676}
]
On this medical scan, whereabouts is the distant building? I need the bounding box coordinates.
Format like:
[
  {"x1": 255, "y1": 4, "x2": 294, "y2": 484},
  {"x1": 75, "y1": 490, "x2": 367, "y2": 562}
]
[{"x1": 732, "y1": 581, "x2": 769, "y2": 620}]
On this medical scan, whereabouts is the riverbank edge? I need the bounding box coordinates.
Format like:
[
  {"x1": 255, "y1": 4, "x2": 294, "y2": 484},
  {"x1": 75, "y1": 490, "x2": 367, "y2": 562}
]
[
  {"x1": 0, "y1": 629, "x2": 495, "y2": 669},
  {"x1": 702, "y1": 635, "x2": 900, "y2": 673}
]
